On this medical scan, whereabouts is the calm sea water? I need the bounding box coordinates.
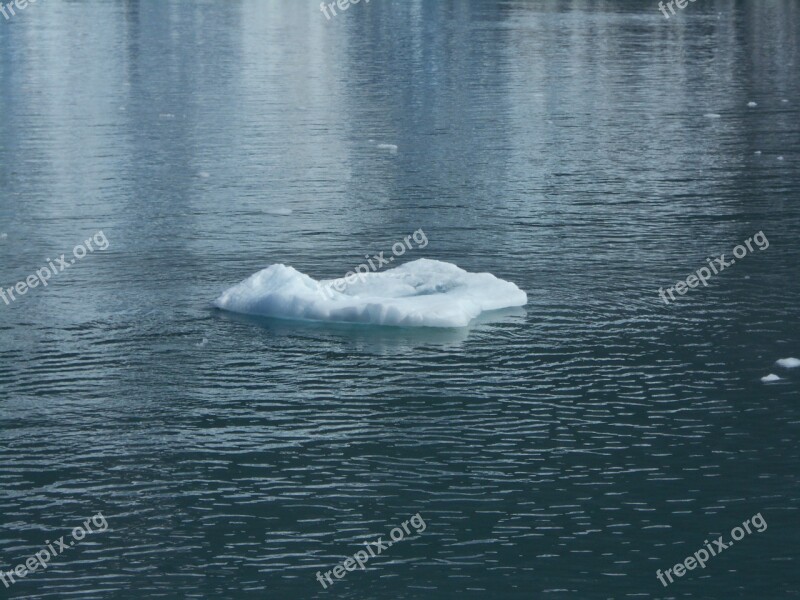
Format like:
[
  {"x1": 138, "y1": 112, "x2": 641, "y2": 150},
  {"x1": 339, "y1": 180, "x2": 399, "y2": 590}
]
[{"x1": 1, "y1": 1, "x2": 799, "y2": 598}]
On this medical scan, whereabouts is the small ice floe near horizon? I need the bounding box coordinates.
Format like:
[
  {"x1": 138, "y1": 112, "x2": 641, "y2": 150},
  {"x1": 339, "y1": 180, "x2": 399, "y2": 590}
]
[
  {"x1": 198, "y1": 171, "x2": 211, "y2": 178},
  {"x1": 777, "y1": 156, "x2": 784, "y2": 161},
  {"x1": 159, "y1": 113, "x2": 175, "y2": 119},
  {"x1": 213, "y1": 258, "x2": 527, "y2": 328},
  {"x1": 761, "y1": 374, "x2": 781, "y2": 383},
  {"x1": 265, "y1": 207, "x2": 293, "y2": 216},
  {"x1": 782, "y1": 99, "x2": 789, "y2": 103},
  {"x1": 704, "y1": 113, "x2": 721, "y2": 118},
  {"x1": 747, "y1": 101, "x2": 758, "y2": 107},
  {"x1": 0, "y1": 233, "x2": 7, "y2": 240},
  {"x1": 776, "y1": 357, "x2": 800, "y2": 369},
  {"x1": 197, "y1": 338, "x2": 208, "y2": 347},
  {"x1": 377, "y1": 143, "x2": 398, "y2": 153},
  {"x1": 754, "y1": 150, "x2": 762, "y2": 155}
]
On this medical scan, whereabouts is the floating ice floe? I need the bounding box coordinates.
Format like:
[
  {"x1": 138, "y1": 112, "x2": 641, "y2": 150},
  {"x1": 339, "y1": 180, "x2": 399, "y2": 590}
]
[
  {"x1": 776, "y1": 357, "x2": 800, "y2": 369},
  {"x1": 213, "y1": 259, "x2": 527, "y2": 328},
  {"x1": 0, "y1": 233, "x2": 7, "y2": 240},
  {"x1": 777, "y1": 156, "x2": 784, "y2": 161},
  {"x1": 747, "y1": 101, "x2": 758, "y2": 107},
  {"x1": 761, "y1": 374, "x2": 781, "y2": 383},
  {"x1": 754, "y1": 151, "x2": 762, "y2": 155},
  {"x1": 704, "y1": 113, "x2": 722, "y2": 118},
  {"x1": 265, "y1": 208, "x2": 293, "y2": 216},
  {"x1": 377, "y1": 143, "x2": 398, "y2": 153},
  {"x1": 197, "y1": 338, "x2": 208, "y2": 347},
  {"x1": 198, "y1": 171, "x2": 211, "y2": 178}
]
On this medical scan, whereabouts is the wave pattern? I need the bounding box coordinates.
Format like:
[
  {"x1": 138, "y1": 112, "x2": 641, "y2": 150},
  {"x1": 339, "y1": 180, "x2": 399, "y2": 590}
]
[{"x1": 1, "y1": 1, "x2": 799, "y2": 599}]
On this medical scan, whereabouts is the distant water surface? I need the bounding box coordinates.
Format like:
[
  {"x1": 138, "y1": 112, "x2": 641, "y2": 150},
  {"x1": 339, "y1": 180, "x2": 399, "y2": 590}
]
[{"x1": 1, "y1": 1, "x2": 799, "y2": 598}]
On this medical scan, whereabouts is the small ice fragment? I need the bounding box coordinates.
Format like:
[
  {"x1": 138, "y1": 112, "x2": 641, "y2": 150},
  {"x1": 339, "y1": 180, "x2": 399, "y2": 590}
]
[
  {"x1": 747, "y1": 101, "x2": 758, "y2": 107},
  {"x1": 0, "y1": 233, "x2": 7, "y2": 239},
  {"x1": 198, "y1": 172, "x2": 211, "y2": 178},
  {"x1": 265, "y1": 208, "x2": 293, "y2": 216},
  {"x1": 754, "y1": 150, "x2": 761, "y2": 155},
  {"x1": 159, "y1": 113, "x2": 175, "y2": 119},
  {"x1": 777, "y1": 156, "x2": 784, "y2": 161},
  {"x1": 761, "y1": 374, "x2": 781, "y2": 383},
  {"x1": 781, "y1": 99, "x2": 789, "y2": 103},
  {"x1": 377, "y1": 143, "x2": 398, "y2": 153},
  {"x1": 777, "y1": 358, "x2": 800, "y2": 369},
  {"x1": 704, "y1": 113, "x2": 721, "y2": 118},
  {"x1": 197, "y1": 338, "x2": 208, "y2": 347}
]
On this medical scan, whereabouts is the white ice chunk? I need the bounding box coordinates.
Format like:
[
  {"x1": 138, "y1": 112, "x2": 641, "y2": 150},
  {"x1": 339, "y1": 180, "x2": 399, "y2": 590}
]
[
  {"x1": 213, "y1": 259, "x2": 527, "y2": 328},
  {"x1": 377, "y1": 143, "x2": 398, "y2": 153},
  {"x1": 265, "y1": 208, "x2": 293, "y2": 216},
  {"x1": 776, "y1": 358, "x2": 800, "y2": 369},
  {"x1": 747, "y1": 101, "x2": 758, "y2": 107},
  {"x1": 704, "y1": 113, "x2": 721, "y2": 118},
  {"x1": 761, "y1": 374, "x2": 781, "y2": 383}
]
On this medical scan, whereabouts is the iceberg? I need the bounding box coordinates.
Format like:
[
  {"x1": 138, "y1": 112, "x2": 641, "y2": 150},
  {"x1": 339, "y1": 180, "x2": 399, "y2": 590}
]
[{"x1": 213, "y1": 259, "x2": 527, "y2": 328}]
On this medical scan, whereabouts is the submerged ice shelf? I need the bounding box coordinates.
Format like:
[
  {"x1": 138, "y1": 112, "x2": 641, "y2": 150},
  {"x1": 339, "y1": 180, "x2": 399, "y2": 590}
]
[{"x1": 213, "y1": 259, "x2": 527, "y2": 328}]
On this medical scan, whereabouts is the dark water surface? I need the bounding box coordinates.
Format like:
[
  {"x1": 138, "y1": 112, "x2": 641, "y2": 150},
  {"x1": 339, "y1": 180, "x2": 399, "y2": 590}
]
[{"x1": 1, "y1": 1, "x2": 799, "y2": 598}]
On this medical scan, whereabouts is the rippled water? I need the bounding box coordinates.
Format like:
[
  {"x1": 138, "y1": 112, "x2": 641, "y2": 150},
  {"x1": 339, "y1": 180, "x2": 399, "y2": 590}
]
[{"x1": 1, "y1": 1, "x2": 799, "y2": 598}]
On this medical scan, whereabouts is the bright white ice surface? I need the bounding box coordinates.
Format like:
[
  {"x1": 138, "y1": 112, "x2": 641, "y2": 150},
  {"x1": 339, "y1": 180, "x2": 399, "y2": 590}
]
[
  {"x1": 214, "y1": 259, "x2": 527, "y2": 328},
  {"x1": 777, "y1": 357, "x2": 800, "y2": 369}
]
